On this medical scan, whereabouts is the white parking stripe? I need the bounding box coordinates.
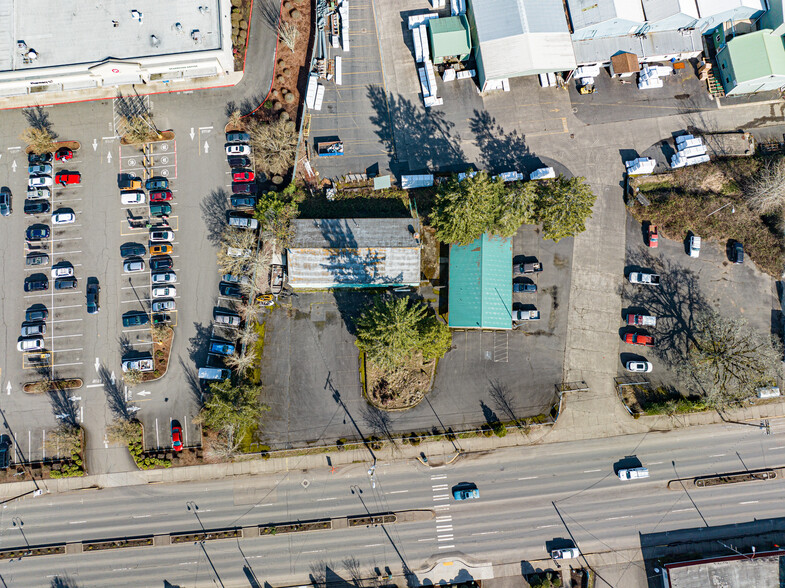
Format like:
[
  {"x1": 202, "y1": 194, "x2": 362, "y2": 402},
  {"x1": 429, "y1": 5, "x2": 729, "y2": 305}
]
[
  {"x1": 52, "y1": 347, "x2": 83, "y2": 353},
  {"x1": 50, "y1": 334, "x2": 83, "y2": 339}
]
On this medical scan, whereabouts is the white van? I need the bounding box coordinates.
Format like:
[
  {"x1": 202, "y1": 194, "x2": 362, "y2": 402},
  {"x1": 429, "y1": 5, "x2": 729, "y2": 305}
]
[
  {"x1": 618, "y1": 467, "x2": 649, "y2": 481},
  {"x1": 121, "y1": 191, "x2": 145, "y2": 205}
]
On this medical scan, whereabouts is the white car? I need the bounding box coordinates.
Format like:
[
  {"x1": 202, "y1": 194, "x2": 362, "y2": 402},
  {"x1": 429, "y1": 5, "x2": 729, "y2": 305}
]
[
  {"x1": 689, "y1": 235, "x2": 701, "y2": 258},
  {"x1": 149, "y1": 230, "x2": 174, "y2": 242},
  {"x1": 17, "y1": 337, "x2": 44, "y2": 352},
  {"x1": 626, "y1": 361, "x2": 653, "y2": 373},
  {"x1": 226, "y1": 144, "x2": 251, "y2": 156},
  {"x1": 618, "y1": 467, "x2": 649, "y2": 481},
  {"x1": 151, "y1": 286, "x2": 176, "y2": 298},
  {"x1": 123, "y1": 259, "x2": 145, "y2": 273},
  {"x1": 52, "y1": 211, "x2": 75, "y2": 225},
  {"x1": 152, "y1": 299, "x2": 175, "y2": 312},
  {"x1": 28, "y1": 176, "x2": 53, "y2": 188},
  {"x1": 151, "y1": 272, "x2": 176, "y2": 284},
  {"x1": 27, "y1": 188, "x2": 51, "y2": 200},
  {"x1": 122, "y1": 358, "x2": 154, "y2": 372},
  {"x1": 51, "y1": 266, "x2": 74, "y2": 278},
  {"x1": 121, "y1": 191, "x2": 145, "y2": 205}
]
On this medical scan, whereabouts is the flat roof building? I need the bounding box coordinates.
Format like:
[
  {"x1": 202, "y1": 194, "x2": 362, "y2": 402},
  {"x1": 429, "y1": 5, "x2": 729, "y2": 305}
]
[
  {"x1": 0, "y1": 0, "x2": 232, "y2": 97},
  {"x1": 428, "y1": 16, "x2": 472, "y2": 64}
]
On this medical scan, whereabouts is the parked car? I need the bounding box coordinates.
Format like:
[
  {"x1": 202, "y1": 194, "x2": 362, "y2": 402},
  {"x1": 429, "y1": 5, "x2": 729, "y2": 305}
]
[
  {"x1": 52, "y1": 211, "x2": 75, "y2": 224},
  {"x1": 149, "y1": 203, "x2": 172, "y2": 217},
  {"x1": 226, "y1": 131, "x2": 250, "y2": 143},
  {"x1": 628, "y1": 272, "x2": 660, "y2": 285},
  {"x1": 232, "y1": 169, "x2": 255, "y2": 182},
  {"x1": 150, "y1": 244, "x2": 173, "y2": 255},
  {"x1": 732, "y1": 241, "x2": 744, "y2": 264},
  {"x1": 618, "y1": 467, "x2": 649, "y2": 481},
  {"x1": 209, "y1": 341, "x2": 236, "y2": 356},
  {"x1": 21, "y1": 322, "x2": 46, "y2": 336},
  {"x1": 219, "y1": 282, "x2": 243, "y2": 298},
  {"x1": 122, "y1": 312, "x2": 149, "y2": 327},
  {"x1": 118, "y1": 176, "x2": 142, "y2": 190},
  {"x1": 151, "y1": 286, "x2": 176, "y2": 298},
  {"x1": 152, "y1": 271, "x2": 177, "y2": 284},
  {"x1": 231, "y1": 196, "x2": 256, "y2": 209},
  {"x1": 513, "y1": 281, "x2": 537, "y2": 293},
  {"x1": 625, "y1": 361, "x2": 653, "y2": 373},
  {"x1": 171, "y1": 424, "x2": 183, "y2": 451},
  {"x1": 214, "y1": 311, "x2": 241, "y2": 326},
  {"x1": 624, "y1": 333, "x2": 654, "y2": 347},
  {"x1": 86, "y1": 278, "x2": 100, "y2": 314},
  {"x1": 626, "y1": 314, "x2": 656, "y2": 327},
  {"x1": 123, "y1": 258, "x2": 145, "y2": 273},
  {"x1": 150, "y1": 229, "x2": 174, "y2": 242},
  {"x1": 0, "y1": 437, "x2": 10, "y2": 470},
  {"x1": 145, "y1": 177, "x2": 169, "y2": 191},
  {"x1": 17, "y1": 337, "x2": 44, "y2": 352},
  {"x1": 120, "y1": 242, "x2": 146, "y2": 258},
  {"x1": 26, "y1": 253, "x2": 48, "y2": 266},
  {"x1": 152, "y1": 313, "x2": 171, "y2": 325},
  {"x1": 54, "y1": 277, "x2": 77, "y2": 290},
  {"x1": 55, "y1": 147, "x2": 73, "y2": 161},
  {"x1": 198, "y1": 367, "x2": 231, "y2": 380},
  {"x1": 24, "y1": 276, "x2": 48, "y2": 292},
  {"x1": 28, "y1": 152, "x2": 52, "y2": 164},
  {"x1": 152, "y1": 299, "x2": 176, "y2": 312},
  {"x1": 150, "y1": 256, "x2": 173, "y2": 271},
  {"x1": 232, "y1": 182, "x2": 257, "y2": 195},
  {"x1": 26, "y1": 188, "x2": 50, "y2": 200},
  {"x1": 121, "y1": 191, "x2": 145, "y2": 205},
  {"x1": 122, "y1": 358, "x2": 154, "y2": 373},
  {"x1": 0, "y1": 188, "x2": 11, "y2": 216},
  {"x1": 689, "y1": 235, "x2": 701, "y2": 258},
  {"x1": 149, "y1": 190, "x2": 173, "y2": 202},
  {"x1": 648, "y1": 225, "x2": 658, "y2": 248},
  {"x1": 222, "y1": 273, "x2": 250, "y2": 285},
  {"x1": 228, "y1": 214, "x2": 259, "y2": 229},
  {"x1": 226, "y1": 144, "x2": 251, "y2": 156},
  {"x1": 25, "y1": 307, "x2": 48, "y2": 322},
  {"x1": 228, "y1": 155, "x2": 251, "y2": 168},
  {"x1": 452, "y1": 485, "x2": 480, "y2": 501},
  {"x1": 28, "y1": 175, "x2": 52, "y2": 188},
  {"x1": 28, "y1": 164, "x2": 52, "y2": 175},
  {"x1": 24, "y1": 200, "x2": 49, "y2": 215},
  {"x1": 51, "y1": 265, "x2": 74, "y2": 278},
  {"x1": 55, "y1": 171, "x2": 80, "y2": 185},
  {"x1": 25, "y1": 226, "x2": 50, "y2": 240},
  {"x1": 514, "y1": 309, "x2": 540, "y2": 321},
  {"x1": 551, "y1": 548, "x2": 580, "y2": 560}
]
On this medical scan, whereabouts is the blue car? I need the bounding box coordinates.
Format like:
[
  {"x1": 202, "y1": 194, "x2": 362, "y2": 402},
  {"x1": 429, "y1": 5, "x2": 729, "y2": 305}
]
[
  {"x1": 26, "y1": 226, "x2": 50, "y2": 240},
  {"x1": 210, "y1": 341, "x2": 235, "y2": 356},
  {"x1": 452, "y1": 486, "x2": 480, "y2": 501}
]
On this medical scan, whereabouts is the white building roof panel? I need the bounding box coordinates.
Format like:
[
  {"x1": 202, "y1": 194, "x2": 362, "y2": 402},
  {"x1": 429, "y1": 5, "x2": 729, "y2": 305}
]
[
  {"x1": 573, "y1": 28, "x2": 702, "y2": 64},
  {"x1": 642, "y1": 0, "x2": 699, "y2": 21},
  {"x1": 569, "y1": 0, "x2": 645, "y2": 31}
]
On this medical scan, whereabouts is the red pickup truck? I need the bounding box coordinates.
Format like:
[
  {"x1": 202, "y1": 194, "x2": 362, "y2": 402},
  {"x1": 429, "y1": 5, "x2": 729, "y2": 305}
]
[
  {"x1": 55, "y1": 171, "x2": 81, "y2": 186},
  {"x1": 624, "y1": 333, "x2": 654, "y2": 347}
]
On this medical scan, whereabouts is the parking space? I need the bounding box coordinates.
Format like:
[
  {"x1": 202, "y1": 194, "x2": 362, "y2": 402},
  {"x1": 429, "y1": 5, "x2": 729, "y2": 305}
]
[{"x1": 118, "y1": 139, "x2": 177, "y2": 181}]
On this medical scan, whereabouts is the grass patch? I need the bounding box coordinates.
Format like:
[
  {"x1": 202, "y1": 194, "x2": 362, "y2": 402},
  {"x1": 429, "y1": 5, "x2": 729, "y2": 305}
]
[
  {"x1": 251, "y1": 321, "x2": 266, "y2": 384},
  {"x1": 298, "y1": 189, "x2": 410, "y2": 219},
  {"x1": 622, "y1": 385, "x2": 709, "y2": 415}
]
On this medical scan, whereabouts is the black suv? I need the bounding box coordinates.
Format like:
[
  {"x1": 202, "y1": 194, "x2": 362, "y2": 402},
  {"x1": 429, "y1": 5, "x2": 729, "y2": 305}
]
[
  {"x1": 86, "y1": 278, "x2": 100, "y2": 314},
  {"x1": 732, "y1": 241, "x2": 744, "y2": 264},
  {"x1": 24, "y1": 200, "x2": 49, "y2": 215},
  {"x1": 24, "y1": 276, "x2": 48, "y2": 292},
  {"x1": 55, "y1": 277, "x2": 77, "y2": 290},
  {"x1": 120, "y1": 242, "x2": 146, "y2": 258},
  {"x1": 228, "y1": 155, "x2": 251, "y2": 168}
]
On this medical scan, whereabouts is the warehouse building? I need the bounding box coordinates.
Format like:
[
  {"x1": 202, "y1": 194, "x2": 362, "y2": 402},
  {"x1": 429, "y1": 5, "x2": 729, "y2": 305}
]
[
  {"x1": 716, "y1": 29, "x2": 785, "y2": 95},
  {"x1": 0, "y1": 0, "x2": 233, "y2": 98},
  {"x1": 287, "y1": 219, "x2": 421, "y2": 289}
]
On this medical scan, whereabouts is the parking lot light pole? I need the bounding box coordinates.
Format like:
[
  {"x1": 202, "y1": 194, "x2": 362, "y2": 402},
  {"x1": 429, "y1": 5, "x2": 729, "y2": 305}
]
[{"x1": 12, "y1": 517, "x2": 31, "y2": 556}]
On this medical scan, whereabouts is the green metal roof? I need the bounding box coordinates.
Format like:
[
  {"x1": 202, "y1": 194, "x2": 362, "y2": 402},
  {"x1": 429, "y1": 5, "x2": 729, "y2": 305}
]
[
  {"x1": 448, "y1": 234, "x2": 512, "y2": 330},
  {"x1": 722, "y1": 30, "x2": 785, "y2": 83},
  {"x1": 429, "y1": 15, "x2": 472, "y2": 60}
]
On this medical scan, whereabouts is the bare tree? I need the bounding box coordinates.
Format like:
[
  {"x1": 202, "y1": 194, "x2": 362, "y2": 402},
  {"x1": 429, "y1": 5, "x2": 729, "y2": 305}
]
[
  {"x1": 106, "y1": 418, "x2": 140, "y2": 445},
  {"x1": 278, "y1": 21, "x2": 299, "y2": 53},
  {"x1": 217, "y1": 227, "x2": 259, "y2": 276},
  {"x1": 120, "y1": 114, "x2": 160, "y2": 145},
  {"x1": 151, "y1": 323, "x2": 169, "y2": 345},
  {"x1": 20, "y1": 127, "x2": 56, "y2": 155},
  {"x1": 28, "y1": 377, "x2": 52, "y2": 394},
  {"x1": 247, "y1": 116, "x2": 298, "y2": 177},
  {"x1": 746, "y1": 158, "x2": 785, "y2": 214},
  {"x1": 44, "y1": 424, "x2": 81, "y2": 457},
  {"x1": 204, "y1": 432, "x2": 242, "y2": 460},
  {"x1": 223, "y1": 349, "x2": 258, "y2": 376},
  {"x1": 227, "y1": 109, "x2": 245, "y2": 131},
  {"x1": 362, "y1": 404, "x2": 395, "y2": 445},
  {"x1": 123, "y1": 369, "x2": 144, "y2": 386},
  {"x1": 684, "y1": 311, "x2": 783, "y2": 408}
]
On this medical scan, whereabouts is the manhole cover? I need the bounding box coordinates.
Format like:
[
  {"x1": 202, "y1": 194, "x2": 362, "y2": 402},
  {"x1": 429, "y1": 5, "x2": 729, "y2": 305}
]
[
  {"x1": 161, "y1": 169, "x2": 170, "y2": 176},
  {"x1": 161, "y1": 156, "x2": 169, "y2": 164},
  {"x1": 128, "y1": 158, "x2": 137, "y2": 166},
  {"x1": 301, "y1": 479, "x2": 310, "y2": 489}
]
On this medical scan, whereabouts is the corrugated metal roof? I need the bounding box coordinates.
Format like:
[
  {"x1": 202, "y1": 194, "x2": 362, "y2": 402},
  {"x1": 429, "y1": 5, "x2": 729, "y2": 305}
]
[
  {"x1": 721, "y1": 29, "x2": 785, "y2": 83},
  {"x1": 470, "y1": 0, "x2": 569, "y2": 41},
  {"x1": 641, "y1": 0, "x2": 698, "y2": 22},
  {"x1": 569, "y1": 0, "x2": 645, "y2": 32},
  {"x1": 448, "y1": 234, "x2": 513, "y2": 330},
  {"x1": 287, "y1": 247, "x2": 421, "y2": 289},
  {"x1": 429, "y1": 15, "x2": 472, "y2": 59},
  {"x1": 573, "y1": 28, "x2": 702, "y2": 64},
  {"x1": 697, "y1": 0, "x2": 764, "y2": 18},
  {"x1": 291, "y1": 218, "x2": 418, "y2": 249}
]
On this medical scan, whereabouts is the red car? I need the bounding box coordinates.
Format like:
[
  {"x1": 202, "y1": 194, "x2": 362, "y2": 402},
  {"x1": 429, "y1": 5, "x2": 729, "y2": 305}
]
[
  {"x1": 232, "y1": 169, "x2": 255, "y2": 182},
  {"x1": 149, "y1": 190, "x2": 173, "y2": 202},
  {"x1": 55, "y1": 171, "x2": 81, "y2": 186},
  {"x1": 624, "y1": 333, "x2": 654, "y2": 347},
  {"x1": 55, "y1": 147, "x2": 73, "y2": 161},
  {"x1": 171, "y1": 423, "x2": 183, "y2": 452},
  {"x1": 648, "y1": 224, "x2": 658, "y2": 248}
]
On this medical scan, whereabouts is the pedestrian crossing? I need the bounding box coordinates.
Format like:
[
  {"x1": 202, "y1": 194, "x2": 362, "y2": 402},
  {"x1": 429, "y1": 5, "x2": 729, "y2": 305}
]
[{"x1": 431, "y1": 473, "x2": 454, "y2": 549}]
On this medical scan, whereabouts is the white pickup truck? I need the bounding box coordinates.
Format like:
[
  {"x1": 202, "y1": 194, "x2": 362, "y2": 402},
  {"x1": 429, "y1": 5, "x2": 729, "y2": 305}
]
[
  {"x1": 514, "y1": 309, "x2": 540, "y2": 321},
  {"x1": 628, "y1": 272, "x2": 660, "y2": 286}
]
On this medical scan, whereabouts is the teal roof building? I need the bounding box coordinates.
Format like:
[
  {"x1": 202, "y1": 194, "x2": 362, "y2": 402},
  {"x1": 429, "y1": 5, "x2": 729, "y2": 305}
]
[
  {"x1": 448, "y1": 234, "x2": 513, "y2": 330},
  {"x1": 716, "y1": 30, "x2": 785, "y2": 96}
]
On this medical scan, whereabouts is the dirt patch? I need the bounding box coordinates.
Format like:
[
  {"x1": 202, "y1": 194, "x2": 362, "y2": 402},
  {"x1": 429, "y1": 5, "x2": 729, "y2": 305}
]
[
  {"x1": 366, "y1": 355, "x2": 434, "y2": 410},
  {"x1": 348, "y1": 514, "x2": 396, "y2": 526},
  {"x1": 260, "y1": 520, "x2": 331, "y2": 534},
  {"x1": 141, "y1": 327, "x2": 174, "y2": 382},
  {"x1": 420, "y1": 226, "x2": 440, "y2": 281},
  {"x1": 695, "y1": 469, "x2": 775, "y2": 487},
  {"x1": 171, "y1": 529, "x2": 241, "y2": 543},
  {"x1": 23, "y1": 378, "x2": 82, "y2": 393},
  {"x1": 119, "y1": 130, "x2": 175, "y2": 147},
  {"x1": 84, "y1": 537, "x2": 154, "y2": 551}
]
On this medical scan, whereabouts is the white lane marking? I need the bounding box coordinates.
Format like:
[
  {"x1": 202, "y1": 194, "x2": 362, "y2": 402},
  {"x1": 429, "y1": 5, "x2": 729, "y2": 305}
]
[
  {"x1": 438, "y1": 544, "x2": 455, "y2": 549},
  {"x1": 85, "y1": 384, "x2": 105, "y2": 388},
  {"x1": 302, "y1": 550, "x2": 325, "y2": 554},
  {"x1": 132, "y1": 514, "x2": 151, "y2": 519},
  {"x1": 364, "y1": 543, "x2": 383, "y2": 547},
  {"x1": 536, "y1": 524, "x2": 557, "y2": 529},
  {"x1": 418, "y1": 538, "x2": 436, "y2": 542},
  {"x1": 769, "y1": 446, "x2": 785, "y2": 450},
  {"x1": 316, "y1": 497, "x2": 336, "y2": 502},
  {"x1": 583, "y1": 469, "x2": 601, "y2": 473},
  {"x1": 430, "y1": 475, "x2": 447, "y2": 480},
  {"x1": 605, "y1": 515, "x2": 631, "y2": 521},
  {"x1": 739, "y1": 500, "x2": 759, "y2": 505},
  {"x1": 254, "y1": 503, "x2": 273, "y2": 507},
  {"x1": 433, "y1": 496, "x2": 450, "y2": 501},
  {"x1": 434, "y1": 505, "x2": 450, "y2": 510},
  {"x1": 432, "y1": 484, "x2": 448, "y2": 490},
  {"x1": 435, "y1": 516, "x2": 452, "y2": 522},
  {"x1": 436, "y1": 526, "x2": 453, "y2": 531},
  {"x1": 648, "y1": 461, "x2": 663, "y2": 465},
  {"x1": 69, "y1": 520, "x2": 86, "y2": 525},
  {"x1": 673, "y1": 508, "x2": 692, "y2": 513},
  {"x1": 518, "y1": 476, "x2": 538, "y2": 480},
  {"x1": 437, "y1": 536, "x2": 454, "y2": 541},
  {"x1": 709, "y1": 454, "x2": 726, "y2": 458},
  {"x1": 387, "y1": 490, "x2": 409, "y2": 494},
  {"x1": 179, "y1": 561, "x2": 198, "y2": 566},
  {"x1": 471, "y1": 531, "x2": 499, "y2": 536}
]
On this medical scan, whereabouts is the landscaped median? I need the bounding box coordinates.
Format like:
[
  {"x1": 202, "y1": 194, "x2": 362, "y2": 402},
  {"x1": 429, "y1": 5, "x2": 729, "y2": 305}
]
[{"x1": 667, "y1": 467, "x2": 779, "y2": 490}]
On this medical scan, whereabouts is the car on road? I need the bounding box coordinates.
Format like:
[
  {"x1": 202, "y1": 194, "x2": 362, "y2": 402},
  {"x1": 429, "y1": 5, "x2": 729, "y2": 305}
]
[
  {"x1": 122, "y1": 312, "x2": 149, "y2": 327},
  {"x1": 150, "y1": 256, "x2": 173, "y2": 271},
  {"x1": 26, "y1": 253, "x2": 49, "y2": 266},
  {"x1": 0, "y1": 187, "x2": 11, "y2": 216},
  {"x1": 149, "y1": 203, "x2": 172, "y2": 217},
  {"x1": 626, "y1": 314, "x2": 656, "y2": 327},
  {"x1": 51, "y1": 265, "x2": 74, "y2": 278},
  {"x1": 218, "y1": 282, "x2": 243, "y2": 298},
  {"x1": 732, "y1": 241, "x2": 744, "y2": 264},
  {"x1": 52, "y1": 210, "x2": 75, "y2": 224},
  {"x1": 513, "y1": 281, "x2": 537, "y2": 293},
  {"x1": 24, "y1": 200, "x2": 49, "y2": 215},
  {"x1": 232, "y1": 182, "x2": 257, "y2": 195},
  {"x1": 452, "y1": 485, "x2": 480, "y2": 501},
  {"x1": 86, "y1": 279, "x2": 100, "y2": 314},
  {"x1": 226, "y1": 131, "x2": 250, "y2": 143},
  {"x1": 209, "y1": 341, "x2": 235, "y2": 356},
  {"x1": 618, "y1": 467, "x2": 649, "y2": 481},
  {"x1": 28, "y1": 152, "x2": 52, "y2": 164},
  {"x1": 21, "y1": 322, "x2": 46, "y2": 336},
  {"x1": 152, "y1": 271, "x2": 176, "y2": 284},
  {"x1": 28, "y1": 164, "x2": 52, "y2": 175},
  {"x1": 150, "y1": 244, "x2": 173, "y2": 255},
  {"x1": 624, "y1": 333, "x2": 654, "y2": 347},
  {"x1": 226, "y1": 144, "x2": 250, "y2": 156},
  {"x1": 228, "y1": 214, "x2": 259, "y2": 229},
  {"x1": 28, "y1": 175, "x2": 52, "y2": 188},
  {"x1": 227, "y1": 155, "x2": 251, "y2": 168},
  {"x1": 120, "y1": 242, "x2": 146, "y2": 258},
  {"x1": 171, "y1": 424, "x2": 183, "y2": 451},
  {"x1": 17, "y1": 337, "x2": 44, "y2": 352},
  {"x1": 152, "y1": 299, "x2": 176, "y2": 312},
  {"x1": 149, "y1": 190, "x2": 173, "y2": 202},
  {"x1": 625, "y1": 361, "x2": 653, "y2": 373},
  {"x1": 25, "y1": 226, "x2": 49, "y2": 240},
  {"x1": 232, "y1": 169, "x2": 255, "y2": 182},
  {"x1": 26, "y1": 188, "x2": 50, "y2": 200},
  {"x1": 151, "y1": 285, "x2": 176, "y2": 298},
  {"x1": 25, "y1": 307, "x2": 48, "y2": 322},
  {"x1": 24, "y1": 276, "x2": 48, "y2": 292},
  {"x1": 54, "y1": 277, "x2": 77, "y2": 290},
  {"x1": 551, "y1": 548, "x2": 580, "y2": 560},
  {"x1": 231, "y1": 196, "x2": 256, "y2": 209},
  {"x1": 122, "y1": 358, "x2": 154, "y2": 372},
  {"x1": 145, "y1": 177, "x2": 169, "y2": 191},
  {"x1": 123, "y1": 258, "x2": 145, "y2": 273},
  {"x1": 689, "y1": 235, "x2": 701, "y2": 258},
  {"x1": 150, "y1": 229, "x2": 174, "y2": 242},
  {"x1": 55, "y1": 147, "x2": 73, "y2": 161},
  {"x1": 121, "y1": 191, "x2": 145, "y2": 205},
  {"x1": 648, "y1": 225, "x2": 658, "y2": 248},
  {"x1": 214, "y1": 311, "x2": 241, "y2": 326},
  {"x1": 55, "y1": 171, "x2": 80, "y2": 185},
  {"x1": 118, "y1": 176, "x2": 142, "y2": 190}
]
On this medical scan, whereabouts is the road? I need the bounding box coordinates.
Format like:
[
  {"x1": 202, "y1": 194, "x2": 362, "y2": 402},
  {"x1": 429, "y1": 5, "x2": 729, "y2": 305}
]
[{"x1": 0, "y1": 421, "x2": 782, "y2": 586}]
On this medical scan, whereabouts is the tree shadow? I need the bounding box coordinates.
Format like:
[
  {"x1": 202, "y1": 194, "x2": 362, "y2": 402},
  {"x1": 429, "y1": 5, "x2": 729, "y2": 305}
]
[
  {"x1": 258, "y1": 0, "x2": 280, "y2": 31},
  {"x1": 51, "y1": 577, "x2": 81, "y2": 588},
  {"x1": 366, "y1": 84, "x2": 466, "y2": 175},
  {"x1": 488, "y1": 379, "x2": 518, "y2": 423},
  {"x1": 480, "y1": 400, "x2": 500, "y2": 426},
  {"x1": 22, "y1": 106, "x2": 56, "y2": 135},
  {"x1": 187, "y1": 322, "x2": 214, "y2": 372},
  {"x1": 48, "y1": 390, "x2": 78, "y2": 428},
  {"x1": 179, "y1": 357, "x2": 205, "y2": 406},
  {"x1": 98, "y1": 365, "x2": 128, "y2": 420},
  {"x1": 200, "y1": 188, "x2": 231, "y2": 245},
  {"x1": 361, "y1": 404, "x2": 395, "y2": 445},
  {"x1": 469, "y1": 109, "x2": 542, "y2": 175},
  {"x1": 115, "y1": 91, "x2": 151, "y2": 121}
]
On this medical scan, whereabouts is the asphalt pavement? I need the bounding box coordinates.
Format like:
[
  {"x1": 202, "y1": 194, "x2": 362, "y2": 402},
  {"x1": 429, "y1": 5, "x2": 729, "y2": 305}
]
[{"x1": 0, "y1": 421, "x2": 783, "y2": 586}]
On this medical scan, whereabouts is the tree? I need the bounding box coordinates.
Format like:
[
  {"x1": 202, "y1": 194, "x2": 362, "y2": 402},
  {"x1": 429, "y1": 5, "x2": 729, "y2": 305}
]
[
  {"x1": 227, "y1": 109, "x2": 245, "y2": 132},
  {"x1": 198, "y1": 379, "x2": 268, "y2": 439},
  {"x1": 430, "y1": 172, "x2": 535, "y2": 245},
  {"x1": 745, "y1": 158, "x2": 785, "y2": 214},
  {"x1": 120, "y1": 114, "x2": 160, "y2": 144},
  {"x1": 29, "y1": 377, "x2": 51, "y2": 394},
  {"x1": 151, "y1": 323, "x2": 169, "y2": 345},
  {"x1": 254, "y1": 191, "x2": 299, "y2": 249},
  {"x1": 684, "y1": 311, "x2": 783, "y2": 408},
  {"x1": 216, "y1": 227, "x2": 259, "y2": 276},
  {"x1": 106, "y1": 418, "x2": 141, "y2": 445},
  {"x1": 223, "y1": 349, "x2": 258, "y2": 376},
  {"x1": 355, "y1": 296, "x2": 452, "y2": 371},
  {"x1": 248, "y1": 116, "x2": 298, "y2": 177},
  {"x1": 122, "y1": 369, "x2": 143, "y2": 386},
  {"x1": 534, "y1": 176, "x2": 596, "y2": 242},
  {"x1": 44, "y1": 424, "x2": 81, "y2": 457},
  {"x1": 278, "y1": 21, "x2": 299, "y2": 53},
  {"x1": 20, "y1": 127, "x2": 56, "y2": 155}
]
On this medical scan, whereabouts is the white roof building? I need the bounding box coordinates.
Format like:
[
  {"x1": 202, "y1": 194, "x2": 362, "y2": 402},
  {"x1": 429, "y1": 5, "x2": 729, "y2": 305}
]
[
  {"x1": 569, "y1": 0, "x2": 646, "y2": 40},
  {"x1": 641, "y1": 0, "x2": 699, "y2": 31}
]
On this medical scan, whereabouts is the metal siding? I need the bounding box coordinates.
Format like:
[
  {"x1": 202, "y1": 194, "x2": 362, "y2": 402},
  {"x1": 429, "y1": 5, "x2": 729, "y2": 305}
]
[
  {"x1": 288, "y1": 247, "x2": 421, "y2": 289},
  {"x1": 291, "y1": 218, "x2": 418, "y2": 249}
]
